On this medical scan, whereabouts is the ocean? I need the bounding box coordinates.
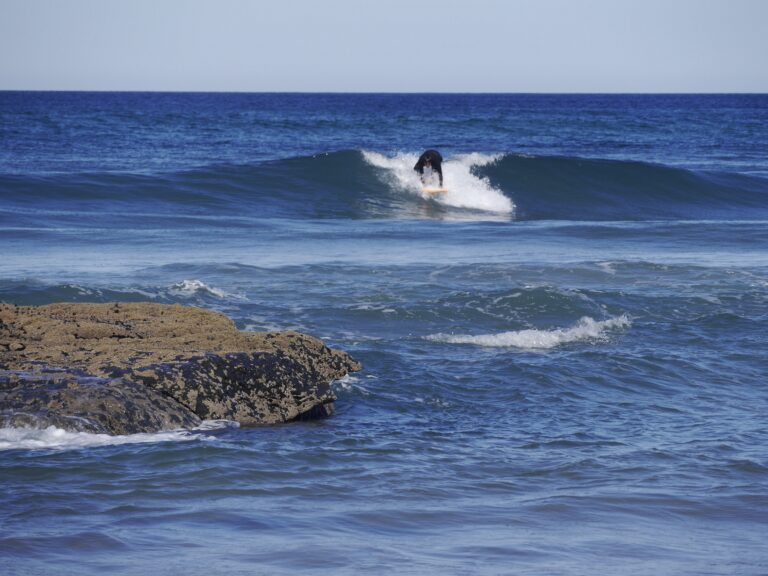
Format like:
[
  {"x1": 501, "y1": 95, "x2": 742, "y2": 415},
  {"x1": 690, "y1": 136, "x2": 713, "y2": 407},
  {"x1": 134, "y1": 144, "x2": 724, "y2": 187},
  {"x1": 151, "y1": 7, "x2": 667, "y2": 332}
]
[{"x1": 1, "y1": 92, "x2": 767, "y2": 575}]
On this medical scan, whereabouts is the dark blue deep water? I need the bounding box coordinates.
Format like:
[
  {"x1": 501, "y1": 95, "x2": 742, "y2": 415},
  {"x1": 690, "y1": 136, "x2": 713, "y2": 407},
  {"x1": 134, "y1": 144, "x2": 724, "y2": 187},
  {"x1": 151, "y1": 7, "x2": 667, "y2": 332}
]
[{"x1": 1, "y1": 92, "x2": 767, "y2": 575}]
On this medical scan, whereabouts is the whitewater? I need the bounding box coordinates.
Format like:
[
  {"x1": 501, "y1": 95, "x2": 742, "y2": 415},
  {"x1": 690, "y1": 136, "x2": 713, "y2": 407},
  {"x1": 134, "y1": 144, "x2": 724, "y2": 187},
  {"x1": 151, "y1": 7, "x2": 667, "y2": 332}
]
[
  {"x1": 362, "y1": 150, "x2": 514, "y2": 213},
  {"x1": 1, "y1": 92, "x2": 767, "y2": 576}
]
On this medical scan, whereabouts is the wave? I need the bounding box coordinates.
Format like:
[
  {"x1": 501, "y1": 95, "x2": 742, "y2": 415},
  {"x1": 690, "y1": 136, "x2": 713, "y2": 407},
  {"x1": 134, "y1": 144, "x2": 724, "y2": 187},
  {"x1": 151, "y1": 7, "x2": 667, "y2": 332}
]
[
  {"x1": 0, "y1": 279, "x2": 240, "y2": 307},
  {"x1": 0, "y1": 151, "x2": 397, "y2": 219},
  {"x1": 362, "y1": 151, "x2": 514, "y2": 213},
  {"x1": 167, "y1": 279, "x2": 240, "y2": 300},
  {"x1": 1, "y1": 151, "x2": 766, "y2": 221},
  {"x1": 0, "y1": 150, "x2": 512, "y2": 219},
  {"x1": 474, "y1": 154, "x2": 768, "y2": 221},
  {"x1": 426, "y1": 315, "x2": 631, "y2": 349}
]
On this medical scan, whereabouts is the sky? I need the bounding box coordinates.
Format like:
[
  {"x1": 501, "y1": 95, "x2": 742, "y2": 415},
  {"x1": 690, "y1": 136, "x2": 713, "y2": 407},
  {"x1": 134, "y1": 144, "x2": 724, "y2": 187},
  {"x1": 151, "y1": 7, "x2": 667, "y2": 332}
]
[{"x1": 1, "y1": 0, "x2": 766, "y2": 92}]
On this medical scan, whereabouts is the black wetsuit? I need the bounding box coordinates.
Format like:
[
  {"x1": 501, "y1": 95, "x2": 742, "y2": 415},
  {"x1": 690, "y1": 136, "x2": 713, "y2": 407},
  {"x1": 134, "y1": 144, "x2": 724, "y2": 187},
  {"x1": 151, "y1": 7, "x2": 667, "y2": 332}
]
[{"x1": 414, "y1": 149, "x2": 444, "y2": 186}]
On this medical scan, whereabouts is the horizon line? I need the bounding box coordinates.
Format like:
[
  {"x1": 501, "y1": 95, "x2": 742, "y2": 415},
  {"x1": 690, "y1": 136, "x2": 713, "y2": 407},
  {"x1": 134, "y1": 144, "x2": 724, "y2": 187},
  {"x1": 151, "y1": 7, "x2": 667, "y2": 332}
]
[{"x1": 2, "y1": 89, "x2": 767, "y2": 96}]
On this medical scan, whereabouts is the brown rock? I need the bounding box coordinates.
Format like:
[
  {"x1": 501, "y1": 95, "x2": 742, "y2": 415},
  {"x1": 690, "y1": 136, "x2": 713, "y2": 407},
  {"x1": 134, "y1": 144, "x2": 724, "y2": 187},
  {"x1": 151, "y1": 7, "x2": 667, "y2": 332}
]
[{"x1": 0, "y1": 303, "x2": 361, "y2": 434}]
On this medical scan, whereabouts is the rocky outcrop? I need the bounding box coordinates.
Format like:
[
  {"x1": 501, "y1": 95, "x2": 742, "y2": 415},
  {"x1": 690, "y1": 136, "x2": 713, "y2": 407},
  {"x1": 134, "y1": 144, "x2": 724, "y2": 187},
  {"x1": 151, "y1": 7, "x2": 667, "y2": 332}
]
[{"x1": 0, "y1": 303, "x2": 361, "y2": 434}]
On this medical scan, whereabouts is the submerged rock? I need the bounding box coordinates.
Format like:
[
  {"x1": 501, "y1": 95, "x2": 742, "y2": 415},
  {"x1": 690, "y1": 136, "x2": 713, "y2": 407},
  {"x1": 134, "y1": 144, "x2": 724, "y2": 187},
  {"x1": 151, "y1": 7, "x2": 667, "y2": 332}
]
[{"x1": 0, "y1": 303, "x2": 361, "y2": 434}]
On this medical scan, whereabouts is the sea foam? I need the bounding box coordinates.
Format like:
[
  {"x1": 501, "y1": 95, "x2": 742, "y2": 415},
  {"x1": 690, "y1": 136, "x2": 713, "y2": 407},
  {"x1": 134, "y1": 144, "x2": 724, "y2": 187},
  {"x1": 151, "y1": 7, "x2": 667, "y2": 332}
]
[
  {"x1": 0, "y1": 420, "x2": 235, "y2": 452},
  {"x1": 426, "y1": 315, "x2": 631, "y2": 349},
  {"x1": 168, "y1": 279, "x2": 230, "y2": 299},
  {"x1": 363, "y1": 151, "x2": 514, "y2": 214}
]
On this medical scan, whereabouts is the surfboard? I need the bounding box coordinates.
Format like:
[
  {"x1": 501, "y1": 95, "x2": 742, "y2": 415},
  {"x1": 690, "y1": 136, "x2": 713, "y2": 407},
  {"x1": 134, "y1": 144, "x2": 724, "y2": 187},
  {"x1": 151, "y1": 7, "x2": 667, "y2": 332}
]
[{"x1": 422, "y1": 187, "x2": 448, "y2": 194}]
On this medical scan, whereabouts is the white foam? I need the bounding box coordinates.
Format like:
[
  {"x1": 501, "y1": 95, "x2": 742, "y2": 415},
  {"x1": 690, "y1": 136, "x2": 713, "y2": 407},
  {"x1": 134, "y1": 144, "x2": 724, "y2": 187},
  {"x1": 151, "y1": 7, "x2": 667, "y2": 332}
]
[
  {"x1": 121, "y1": 287, "x2": 160, "y2": 299},
  {"x1": 333, "y1": 374, "x2": 371, "y2": 396},
  {"x1": 61, "y1": 283, "x2": 97, "y2": 295},
  {"x1": 0, "y1": 420, "x2": 233, "y2": 452},
  {"x1": 168, "y1": 279, "x2": 229, "y2": 299},
  {"x1": 362, "y1": 151, "x2": 514, "y2": 214},
  {"x1": 194, "y1": 419, "x2": 240, "y2": 431},
  {"x1": 426, "y1": 315, "x2": 631, "y2": 349},
  {"x1": 597, "y1": 261, "x2": 618, "y2": 275}
]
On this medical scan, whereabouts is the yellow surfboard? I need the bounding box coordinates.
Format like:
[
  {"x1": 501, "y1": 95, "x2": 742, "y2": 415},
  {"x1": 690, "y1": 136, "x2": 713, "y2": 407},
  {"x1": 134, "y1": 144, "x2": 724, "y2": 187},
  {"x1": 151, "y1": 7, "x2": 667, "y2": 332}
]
[{"x1": 422, "y1": 187, "x2": 448, "y2": 194}]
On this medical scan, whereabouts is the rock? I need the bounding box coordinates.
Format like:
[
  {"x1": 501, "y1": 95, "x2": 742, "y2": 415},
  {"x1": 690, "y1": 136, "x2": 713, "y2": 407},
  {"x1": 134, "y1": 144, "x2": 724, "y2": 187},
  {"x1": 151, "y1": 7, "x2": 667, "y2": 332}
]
[
  {"x1": 0, "y1": 303, "x2": 361, "y2": 434},
  {"x1": 0, "y1": 371, "x2": 203, "y2": 434}
]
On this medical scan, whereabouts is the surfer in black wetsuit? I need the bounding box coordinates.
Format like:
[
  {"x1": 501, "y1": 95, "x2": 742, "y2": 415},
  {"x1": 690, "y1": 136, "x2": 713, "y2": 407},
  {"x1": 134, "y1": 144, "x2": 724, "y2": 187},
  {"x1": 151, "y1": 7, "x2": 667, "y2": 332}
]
[{"x1": 414, "y1": 149, "x2": 444, "y2": 187}]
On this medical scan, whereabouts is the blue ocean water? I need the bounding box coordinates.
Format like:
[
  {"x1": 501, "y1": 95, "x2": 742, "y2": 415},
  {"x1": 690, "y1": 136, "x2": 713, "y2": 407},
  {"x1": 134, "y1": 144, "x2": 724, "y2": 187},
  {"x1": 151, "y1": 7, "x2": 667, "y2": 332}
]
[{"x1": 1, "y1": 92, "x2": 767, "y2": 575}]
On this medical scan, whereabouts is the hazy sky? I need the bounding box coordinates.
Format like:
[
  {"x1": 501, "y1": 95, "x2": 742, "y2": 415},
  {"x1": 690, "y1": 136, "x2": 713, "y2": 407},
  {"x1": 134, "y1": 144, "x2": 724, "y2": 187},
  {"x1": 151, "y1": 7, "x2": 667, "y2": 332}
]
[{"x1": 1, "y1": 0, "x2": 766, "y2": 92}]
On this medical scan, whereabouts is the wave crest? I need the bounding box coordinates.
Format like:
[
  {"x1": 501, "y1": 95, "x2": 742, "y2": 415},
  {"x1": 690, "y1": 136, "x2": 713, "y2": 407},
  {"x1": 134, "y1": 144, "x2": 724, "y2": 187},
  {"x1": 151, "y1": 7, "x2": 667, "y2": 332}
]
[
  {"x1": 362, "y1": 151, "x2": 514, "y2": 214},
  {"x1": 426, "y1": 315, "x2": 631, "y2": 349}
]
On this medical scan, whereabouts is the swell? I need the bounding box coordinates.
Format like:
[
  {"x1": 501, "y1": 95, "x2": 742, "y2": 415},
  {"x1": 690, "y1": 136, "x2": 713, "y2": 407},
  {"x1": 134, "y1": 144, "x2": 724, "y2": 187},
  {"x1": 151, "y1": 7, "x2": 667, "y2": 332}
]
[
  {"x1": 0, "y1": 151, "x2": 407, "y2": 220},
  {"x1": 474, "y1": 154, "x2": 768, "y2": 221},
  {"x1": 1, "y1": 151, "x2": 766, "y2": 221}
]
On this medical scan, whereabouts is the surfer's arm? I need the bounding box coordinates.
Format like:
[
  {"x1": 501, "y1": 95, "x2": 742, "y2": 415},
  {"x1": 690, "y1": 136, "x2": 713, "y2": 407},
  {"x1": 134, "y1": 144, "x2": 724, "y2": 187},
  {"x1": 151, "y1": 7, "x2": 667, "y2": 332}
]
[
  {"x1": 435, "y1": 164, "x2": 443, "y2": 186},
  {"x1": 414, "y1": 161, "x2": 426, "y2": 183}
]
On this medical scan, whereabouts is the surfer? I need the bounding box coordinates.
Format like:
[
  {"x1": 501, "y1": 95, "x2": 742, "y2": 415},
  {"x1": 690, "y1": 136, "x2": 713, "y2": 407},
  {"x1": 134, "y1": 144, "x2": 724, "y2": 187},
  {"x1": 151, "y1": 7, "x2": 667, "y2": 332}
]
[{"x1": 414, "y1": 149, "x2": 444, "y2": 187}]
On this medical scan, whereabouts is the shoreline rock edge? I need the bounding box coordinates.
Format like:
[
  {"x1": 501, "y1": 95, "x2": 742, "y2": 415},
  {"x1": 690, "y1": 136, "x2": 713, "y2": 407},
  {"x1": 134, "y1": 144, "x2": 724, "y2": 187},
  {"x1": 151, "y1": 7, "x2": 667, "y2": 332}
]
[{"x1": 0, "y1": 303, "x2": 362, "y2": 435}]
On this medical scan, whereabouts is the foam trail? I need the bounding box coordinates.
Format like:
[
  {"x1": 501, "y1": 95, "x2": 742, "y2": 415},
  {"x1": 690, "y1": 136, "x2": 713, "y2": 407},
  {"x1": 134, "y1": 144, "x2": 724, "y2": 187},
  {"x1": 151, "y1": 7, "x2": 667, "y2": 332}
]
[
  {"x1": 0, "y1": 420, "x2": 234, "y2": 451},
  {"x1": 426, "y1": 315, "x2": 631, "y2": 349},
  {"x1": 363, "y1": 151, "x2": 514, "y2": 213}
]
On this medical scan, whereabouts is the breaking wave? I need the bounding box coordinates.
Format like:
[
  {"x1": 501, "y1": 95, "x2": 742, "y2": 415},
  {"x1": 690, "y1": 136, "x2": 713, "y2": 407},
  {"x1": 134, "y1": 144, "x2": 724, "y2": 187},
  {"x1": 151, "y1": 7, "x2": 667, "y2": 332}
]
[
  {"x1": 426, "y1": 315, "x2": 631, "y2": 349},
  {"x1": 1, "y1": 151, "x2": 766, "y2": 221}
]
